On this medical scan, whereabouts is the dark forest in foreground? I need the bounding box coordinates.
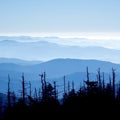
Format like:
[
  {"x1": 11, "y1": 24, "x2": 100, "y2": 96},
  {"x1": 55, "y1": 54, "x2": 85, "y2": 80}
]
[{"x1": 0, "y1": 67, "x2": 120, "y2": 119}]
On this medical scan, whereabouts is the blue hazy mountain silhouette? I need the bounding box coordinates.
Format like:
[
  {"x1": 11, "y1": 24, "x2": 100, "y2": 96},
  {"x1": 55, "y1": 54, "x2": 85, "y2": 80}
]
[
  {"x1": 0, "y1": 58, "x2": 42, "y2": 65},
  {"x1": 0, "y1": 58, "x2": 120, "y2": 95},
  {"x1": 0, "y1": 39, "x2": 120, "y2": 63}
]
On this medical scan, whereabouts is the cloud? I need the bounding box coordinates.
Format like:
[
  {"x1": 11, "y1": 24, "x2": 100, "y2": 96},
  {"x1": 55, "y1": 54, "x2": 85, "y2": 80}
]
[{"x1": 0, "y1": 32, "x2": 120, "y2": 50}]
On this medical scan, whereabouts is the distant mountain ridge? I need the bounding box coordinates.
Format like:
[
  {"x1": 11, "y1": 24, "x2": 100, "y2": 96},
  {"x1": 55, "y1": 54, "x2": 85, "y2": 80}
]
[
  {"x1": 30, "y1": 58, "x2": 120, "y2": 77},
  {"x1": 0, "y1": 58, "x2": 120, "y2": 78},
  {"x1": 0, "y1": 38, "x2": 120, "y2": 63},
  {"x1": 0, "y1": 58, "x2": 120, "y2": 94},
  {"x1": 0, "y1": 58, "x2": 42, "y2": 65}
]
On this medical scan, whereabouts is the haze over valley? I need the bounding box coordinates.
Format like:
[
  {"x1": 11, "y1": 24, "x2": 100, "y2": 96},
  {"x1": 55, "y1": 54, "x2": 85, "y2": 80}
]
[{"x1": 0, "y1": 36, "x2": 120, "y2": 63}]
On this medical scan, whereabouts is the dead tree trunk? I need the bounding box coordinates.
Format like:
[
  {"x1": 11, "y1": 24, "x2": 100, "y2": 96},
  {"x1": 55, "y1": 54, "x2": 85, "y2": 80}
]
[
  {"x1": 7, "y1": 74, "x2": 11, "y2": 108},
  {"x1": 64, "y1": 76, "x2": 66, "y2": 94},
  {"x1": 112, "y1": 68, "x2": 115, "y2": 99},
  {"x1": 29, "y1": 81, "x2": 32, "y2": 98},
  {"x1": 54, "y1": 81, "x2": 57, "y2": 99},
  {"x1": 22, "y1": 73, "x2": 25, "y2": 104},
  {"x1": 97, "y1": 68, "x2": 102, "y2": 90}
]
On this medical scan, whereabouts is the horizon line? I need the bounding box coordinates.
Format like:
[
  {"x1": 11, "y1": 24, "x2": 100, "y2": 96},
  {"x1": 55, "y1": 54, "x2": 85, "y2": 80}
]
[{"x1": 0, "y1": 32, "x2": 120, "y2": 40}]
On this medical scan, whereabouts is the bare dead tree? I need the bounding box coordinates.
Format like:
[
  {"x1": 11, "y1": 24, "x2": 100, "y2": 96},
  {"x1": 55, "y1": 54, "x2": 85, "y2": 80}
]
[
  {"x1": 112, "y1": 68, "x2": 116, "y2": 99},
  {"x1": 39, "y1": 73, "x2": 44, "y2": 99},
  {"x1": 53, "y1": 81, "x2": 57, "y2": 99},
  {"x1": 97, "y1": 68, "x2": 102, "y2": 90},
  {"x1": 22, "y1": 73, "x2": 25, "y2": 104},
  {"x1": 102, "y1": 72, "x2": 105, "y2": 90},
  {"x1": 64, "y1": 76, "x2": 66, "y2": 94},
  {"x1": 29, "y1": 81, "x2": 32, "y2": 98},
  {"x1": 86, "y1": 66, "x2": 89, "y2": 82},
  {"x1": 7, "y1": 74, "x2": 11, "y2": 108},
  {"x1": 72, "y1": 81, "x2": 74, "y2": 90}
]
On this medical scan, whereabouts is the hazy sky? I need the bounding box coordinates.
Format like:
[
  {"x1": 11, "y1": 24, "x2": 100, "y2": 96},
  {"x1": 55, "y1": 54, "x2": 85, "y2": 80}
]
[{"x1": 0, "y1": 0, "x2": 120, "y2": 38}]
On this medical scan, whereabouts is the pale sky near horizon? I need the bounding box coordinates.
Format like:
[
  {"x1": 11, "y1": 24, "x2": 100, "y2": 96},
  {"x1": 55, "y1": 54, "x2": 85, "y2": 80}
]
[{"x1": 0, "y1": 0, "x2": 120, "y2": 39}]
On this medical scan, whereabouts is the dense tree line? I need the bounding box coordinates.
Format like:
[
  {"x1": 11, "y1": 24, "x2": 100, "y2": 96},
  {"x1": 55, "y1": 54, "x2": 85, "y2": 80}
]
[{"x1": 0, "y1": 68, "x2": 120, "y2": 119}]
